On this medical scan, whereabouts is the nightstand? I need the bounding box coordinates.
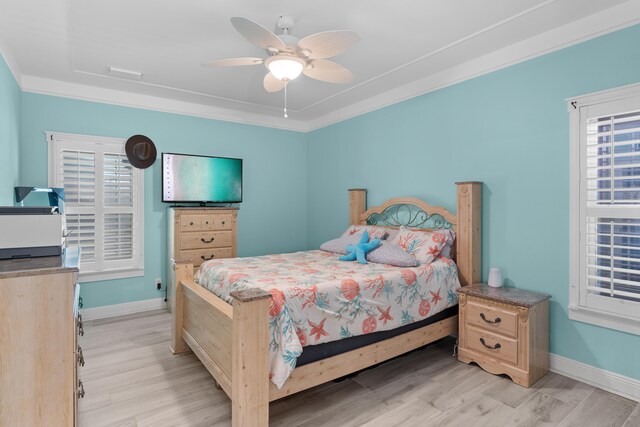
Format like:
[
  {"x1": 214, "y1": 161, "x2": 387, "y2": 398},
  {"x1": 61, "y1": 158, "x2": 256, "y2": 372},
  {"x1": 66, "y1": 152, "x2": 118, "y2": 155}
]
[{"x1": 456, "y1": 283, "x2": 550, "y2": 387}]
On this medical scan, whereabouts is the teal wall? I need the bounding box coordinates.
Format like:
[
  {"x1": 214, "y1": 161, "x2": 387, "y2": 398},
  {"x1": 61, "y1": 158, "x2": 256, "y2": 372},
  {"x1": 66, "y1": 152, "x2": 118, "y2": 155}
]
[
  {"x1": 20, "y1": 93, "x2": 307, "y2": 308},
  {"x1": 307, "y1": 24, "x2": 640, "y2": 380},
  {"x1": 0, "y1": 54, "x2": 20, "y2": 204}
]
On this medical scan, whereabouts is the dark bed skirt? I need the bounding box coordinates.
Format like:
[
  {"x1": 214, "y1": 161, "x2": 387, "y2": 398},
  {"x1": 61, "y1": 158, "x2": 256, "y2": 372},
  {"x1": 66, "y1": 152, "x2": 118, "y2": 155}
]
[{"x1": 296, "y1": 305, "x2": 458, "y2": 367}]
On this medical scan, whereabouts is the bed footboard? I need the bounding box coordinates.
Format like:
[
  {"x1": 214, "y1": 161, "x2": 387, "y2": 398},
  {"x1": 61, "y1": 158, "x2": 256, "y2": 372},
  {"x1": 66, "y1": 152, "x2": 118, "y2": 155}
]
[{"x1": 170, "y1": 259, "x2": 272, "y2": 427}]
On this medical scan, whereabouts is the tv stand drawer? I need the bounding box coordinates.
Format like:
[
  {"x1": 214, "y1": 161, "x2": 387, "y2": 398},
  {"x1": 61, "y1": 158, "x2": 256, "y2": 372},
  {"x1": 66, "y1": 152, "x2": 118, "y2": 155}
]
[
  {"x1": 203, "y1": 214, "x2": 235, "y2": 231},
  {"x1": 180, "y1": 215, "x2": 202, "y2": 231},
  {"x1": 181, "y1": 231, "x2": 232, "y2": 250},
  {"x1": 180, "y1": 248, "x2": 234, "y2": 266}
]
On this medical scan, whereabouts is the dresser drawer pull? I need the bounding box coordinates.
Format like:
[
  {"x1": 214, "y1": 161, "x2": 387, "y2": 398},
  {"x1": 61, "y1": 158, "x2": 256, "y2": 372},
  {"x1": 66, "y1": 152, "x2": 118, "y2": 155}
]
[
  {"x1": 77, "y1": 315, "x2": 84, "y2": 336},
  {"x1": 480, "y1": 313, "x2": 502, "y2": 324},
  {"x1": 479, "y1": 337, "x2": 501, "y2": 350},
  {"x1": 77, "y1": 380, "x2": 85, "y2": 399},
  {"x1": 77, "y1": 346, "x2": 85, "y2": 367},
  {"x1": 201, "y1": 254, "x2": 215, "y2": 261},
  {"x1": 201, "y1": 237, "x2": 215, "y2": 243},
  {"x1": 222, "y1": 221, "x2": 226, "y2": 225}
]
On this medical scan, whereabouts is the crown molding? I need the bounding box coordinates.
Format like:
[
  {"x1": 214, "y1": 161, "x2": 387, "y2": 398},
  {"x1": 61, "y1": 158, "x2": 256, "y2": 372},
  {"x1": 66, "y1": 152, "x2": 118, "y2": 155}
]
[
  {"x1": 305, "y1": 1, "x2": 640, "y2": 131},
  {"x1": 10, "y1": 2, "x2": 640, "y2": 134},
  {"x1": 0, "y1": 38, "x2": 22, "y2": 88},
  {"x1": 21, "y1": 75, "x2": 308, "y2": 133}
]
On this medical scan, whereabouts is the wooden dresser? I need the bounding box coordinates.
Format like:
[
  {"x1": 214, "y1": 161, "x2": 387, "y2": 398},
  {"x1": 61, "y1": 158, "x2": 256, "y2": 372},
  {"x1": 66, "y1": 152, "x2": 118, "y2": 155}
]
[
  {"x1": 0, "y1": 247, "x2": 83, "y2": 426},
  {"x1": 167, "y1": 207, "x2": 238, "y2": 309},
  {"x1": 457, "y1": 283, "x2": 550, "y2": 387}
]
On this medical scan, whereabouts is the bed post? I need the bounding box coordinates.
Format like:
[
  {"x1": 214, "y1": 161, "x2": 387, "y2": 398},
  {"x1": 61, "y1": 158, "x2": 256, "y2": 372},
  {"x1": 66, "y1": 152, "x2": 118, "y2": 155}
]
[
  {"x1": 170, "y1": 259, "x2": 193, "y2": 354},
  {"x1": 230, "y1": 289, "x2": 272, "y2": 427},
  {"x1": 349, "y1": 188, "x2": 367, "y2": 225},
  {"x1": 455, "y1": 182, "x2": 482, "y2": 286}
]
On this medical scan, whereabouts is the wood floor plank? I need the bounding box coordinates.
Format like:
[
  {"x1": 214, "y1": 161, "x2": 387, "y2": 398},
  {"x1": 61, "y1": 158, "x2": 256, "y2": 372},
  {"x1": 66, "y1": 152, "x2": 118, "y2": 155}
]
[
  {"x1": 270, "y1": 379, "x2": 371, "y2": 427},
  {"x1": 623, "y1": 404, "x2": 640, "y2": 427},
  {"x1": 425, "y1": 394, "x2": 514, "y2": 427},
  {"x1": 360, "y1": 397, "x2": 441, "y2": 426},
  {"x1": 533, "y1": 372, "x2": 596, "y2": 406},
  {"x1": 483, "y1": 376, "x2": 537, "y2": 408},
  {"x1": 557, "y1": 388, "x2": 636, "y2": 427},
  {"x1": 503, "y1": 392, "x2": 577, "y2": 426}
]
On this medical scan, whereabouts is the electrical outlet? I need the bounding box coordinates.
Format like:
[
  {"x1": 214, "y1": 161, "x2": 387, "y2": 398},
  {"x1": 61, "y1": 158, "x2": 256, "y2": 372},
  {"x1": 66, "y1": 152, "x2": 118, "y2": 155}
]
[{"x1": 155, "y1": 278, "x2": 162, "y2": 290}]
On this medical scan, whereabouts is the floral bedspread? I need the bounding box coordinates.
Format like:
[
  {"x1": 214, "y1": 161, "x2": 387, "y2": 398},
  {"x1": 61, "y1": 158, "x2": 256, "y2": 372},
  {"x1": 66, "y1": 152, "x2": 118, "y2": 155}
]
[{"x1": 195, "y1": 250, "x2": 460, "y2": 388}]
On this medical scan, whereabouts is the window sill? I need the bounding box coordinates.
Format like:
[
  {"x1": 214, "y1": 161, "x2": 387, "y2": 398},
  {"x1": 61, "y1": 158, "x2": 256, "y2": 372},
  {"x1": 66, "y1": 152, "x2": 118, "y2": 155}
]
[
  {"x1": 569, "y1": 304, "x2": 640, "y2": 336},
  {"x1": 79, "y1": 268, "x2": 145, "y2": 283}
]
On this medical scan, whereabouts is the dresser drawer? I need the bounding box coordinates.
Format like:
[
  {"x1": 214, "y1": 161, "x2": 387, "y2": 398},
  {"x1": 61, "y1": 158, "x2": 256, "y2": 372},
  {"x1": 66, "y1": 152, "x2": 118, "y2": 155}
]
[
  {"x1": 467, "y1": 326, "x2": 518, "y2": 366},
  {"x1": 466, "y1": 299, "x2": 519, "y2": 338},
  {"x1": 180, "y1": 248, "x2": 234, "y2": 266},
  {"x1": 180, "y1": 231, "x2": 233, "y2": 250},
  {"x1": 180, "y1": 215, "x2": 203, "y2": 231},
  {"x1": 202, "y1": 214, "x2": 234, "y2": 231}
]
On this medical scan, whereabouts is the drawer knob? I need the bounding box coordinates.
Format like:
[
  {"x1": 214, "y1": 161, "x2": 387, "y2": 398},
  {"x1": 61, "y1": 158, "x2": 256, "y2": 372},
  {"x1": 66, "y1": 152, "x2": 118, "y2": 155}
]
[
  {"x1": 201, "y1": 255, "x2": 215, "y2": 261},
  {"x1": 222, "y1": 221, "x2": 225, "y2": 225},
  {"x1": 205, "y1": 221, "x2": 209, "y2": 224},
  {"x1": 201, "y1": 238, "x2": 215, "y2": 243},
  {"x1": 479, "y1": 337, "x2": 501, "y2": 350},
  {"x1": 190, "y1": 222, "x2": 194, "y2": 226},
  {"x1": 480, "y1": 313, "x2": 501, "y2": 324}
]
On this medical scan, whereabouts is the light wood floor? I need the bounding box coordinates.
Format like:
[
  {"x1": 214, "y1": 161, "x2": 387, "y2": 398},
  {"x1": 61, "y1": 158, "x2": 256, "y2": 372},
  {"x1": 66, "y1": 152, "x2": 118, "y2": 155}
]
[{"x1": 78, "y1": 310, "x2": 639, "y2": 427}]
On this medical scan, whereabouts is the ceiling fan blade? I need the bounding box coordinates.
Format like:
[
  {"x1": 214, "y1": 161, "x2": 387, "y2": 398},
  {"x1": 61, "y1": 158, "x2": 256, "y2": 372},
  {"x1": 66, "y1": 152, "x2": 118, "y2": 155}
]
[
  {"x1": 204, "y1": 57, "x2": 264, "y2": 67},
  {"x1": 263, "y1": 73, "x2": 286, "y2": 93},
  {"x1": 298, "y1": 30, "x2": 360, "y2": 59},
  {"x1": 303, "y1": 59, "x2": 354, "y2": 84},
  {"x1": 231, "y1": 17, "x2": 285, "y2": 51}
]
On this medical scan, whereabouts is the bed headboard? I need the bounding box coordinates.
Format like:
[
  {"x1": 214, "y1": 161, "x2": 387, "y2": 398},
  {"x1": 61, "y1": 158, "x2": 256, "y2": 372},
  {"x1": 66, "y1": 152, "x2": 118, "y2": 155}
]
[{"x1": 348, "y1": 182, "x2": 482, "y2": 286}]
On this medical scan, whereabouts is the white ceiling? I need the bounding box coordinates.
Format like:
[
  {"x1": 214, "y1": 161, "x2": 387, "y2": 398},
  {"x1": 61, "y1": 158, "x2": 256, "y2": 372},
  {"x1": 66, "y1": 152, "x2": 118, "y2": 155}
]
[{"x1": 0, "y1": 0, "x2": 638, "y2": 131}]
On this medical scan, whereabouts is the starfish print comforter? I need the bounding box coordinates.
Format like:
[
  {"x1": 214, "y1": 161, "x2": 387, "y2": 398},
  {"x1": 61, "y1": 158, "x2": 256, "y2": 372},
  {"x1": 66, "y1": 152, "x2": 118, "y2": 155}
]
[{"x1": 195, "y1": 250, "x2": 460, "y2": 388}]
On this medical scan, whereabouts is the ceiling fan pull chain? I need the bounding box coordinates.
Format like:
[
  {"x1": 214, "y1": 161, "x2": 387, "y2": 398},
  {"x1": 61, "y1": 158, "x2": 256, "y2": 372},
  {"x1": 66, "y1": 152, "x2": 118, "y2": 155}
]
[{"x1": 284, "y1": 80, "x2": 288, "y2": 118}]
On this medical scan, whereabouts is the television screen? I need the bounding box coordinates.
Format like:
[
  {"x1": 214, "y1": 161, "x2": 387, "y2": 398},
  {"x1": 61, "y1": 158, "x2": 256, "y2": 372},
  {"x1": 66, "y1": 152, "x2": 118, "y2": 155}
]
[{"x1": 162, "y1": 153, "x2": 242, "y2": 203}]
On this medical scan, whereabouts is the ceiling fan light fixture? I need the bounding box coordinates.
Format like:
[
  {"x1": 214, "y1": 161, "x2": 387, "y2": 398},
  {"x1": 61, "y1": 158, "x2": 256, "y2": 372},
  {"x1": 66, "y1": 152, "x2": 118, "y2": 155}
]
[{"x1": 266, "y1": 55, "x2": 305, "y2": 81}]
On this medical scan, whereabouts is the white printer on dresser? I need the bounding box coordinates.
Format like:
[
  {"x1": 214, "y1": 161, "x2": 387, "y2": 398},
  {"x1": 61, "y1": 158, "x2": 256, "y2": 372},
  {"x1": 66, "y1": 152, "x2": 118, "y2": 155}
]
[
  {"x1": 0, "y1": 206, "x2": 64, "y2": 259},
  {"x1": 0, "y1": 186, "x2": 66, "y2": 259}
]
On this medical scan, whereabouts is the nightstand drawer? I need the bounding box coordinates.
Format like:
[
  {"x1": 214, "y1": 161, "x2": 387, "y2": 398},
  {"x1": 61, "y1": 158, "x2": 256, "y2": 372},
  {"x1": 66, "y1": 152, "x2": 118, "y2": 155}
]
[
  {"x1": 466, "y1": 299, "x2": 518, "y2": 338},
  {"x1": 467, "y1": 326, "x2": 518, "y2": 366},
  {"x1": 180, "y1": 231, "x2": 232, "y2": 250}
]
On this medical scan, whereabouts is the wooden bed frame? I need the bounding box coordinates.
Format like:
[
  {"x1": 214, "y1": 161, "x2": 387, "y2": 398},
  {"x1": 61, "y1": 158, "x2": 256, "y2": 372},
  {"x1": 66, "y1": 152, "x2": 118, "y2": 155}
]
[{"x1": 170, "y1": 182, "x2": 482, "y2": 426}]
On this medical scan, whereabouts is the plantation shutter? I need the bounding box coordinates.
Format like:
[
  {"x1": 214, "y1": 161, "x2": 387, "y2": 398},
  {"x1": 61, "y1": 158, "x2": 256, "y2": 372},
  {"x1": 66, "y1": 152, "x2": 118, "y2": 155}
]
[
  {"x1": 60, "y1": 150, "x2": 97, "y2": 266},
  {"x1": 48, "y1": 133, "x2": 144, "y2": 281},
  {"x1": 103, "y1": 153, "x2": 135, "y2": 262},
  {"x1": 580, "y1": 97, "x2": 640, "y2": 317}
]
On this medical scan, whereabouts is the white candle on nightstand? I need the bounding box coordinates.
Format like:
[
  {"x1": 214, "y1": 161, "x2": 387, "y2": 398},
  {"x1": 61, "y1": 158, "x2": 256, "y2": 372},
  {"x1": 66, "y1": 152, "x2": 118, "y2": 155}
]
[{"x1": 488, "y1": 268, "x2": 502, "y2": 288}]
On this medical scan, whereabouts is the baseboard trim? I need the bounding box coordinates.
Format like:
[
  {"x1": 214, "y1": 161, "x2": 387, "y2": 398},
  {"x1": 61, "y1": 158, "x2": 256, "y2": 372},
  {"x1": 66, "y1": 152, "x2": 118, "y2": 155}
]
[
  {"x1": 549, "y1": 353, "x2": 640, "y2": 402},
  {"x1": 80, "y1": 298, "x2": 167, "y2": 321}
]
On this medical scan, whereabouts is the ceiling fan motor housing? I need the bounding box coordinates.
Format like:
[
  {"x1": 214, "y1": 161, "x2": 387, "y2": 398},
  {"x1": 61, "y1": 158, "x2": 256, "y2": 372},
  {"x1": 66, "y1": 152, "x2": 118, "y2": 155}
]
[{"x1": 276, "y1": 15, "x2": 295, "y2": 33}]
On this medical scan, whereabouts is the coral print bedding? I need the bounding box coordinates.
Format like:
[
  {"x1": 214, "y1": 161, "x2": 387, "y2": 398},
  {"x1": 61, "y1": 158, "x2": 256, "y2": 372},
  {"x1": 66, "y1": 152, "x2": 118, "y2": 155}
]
[{"x1": 195, "y1": 250, "x2": 460, "y2": 388}]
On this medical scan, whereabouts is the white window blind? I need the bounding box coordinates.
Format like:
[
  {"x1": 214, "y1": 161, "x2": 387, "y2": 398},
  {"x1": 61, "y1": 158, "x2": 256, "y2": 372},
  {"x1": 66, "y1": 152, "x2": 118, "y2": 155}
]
[
  {"x1": 570, "y1": 85, "x2": 640, "y2": 335},
  {"x1": 48, "y1": 132, "x2": 144, "y2": 282}
]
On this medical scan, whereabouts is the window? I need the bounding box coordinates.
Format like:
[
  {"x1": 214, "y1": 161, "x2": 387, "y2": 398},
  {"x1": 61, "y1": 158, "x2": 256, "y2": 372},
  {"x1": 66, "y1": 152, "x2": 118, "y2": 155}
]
[
  {"x1": 48, "y1": 132, "x2": 144, "y2": 282},
  {"x1": 569, "y1": 83, "x2": 640, "y2": 335}
]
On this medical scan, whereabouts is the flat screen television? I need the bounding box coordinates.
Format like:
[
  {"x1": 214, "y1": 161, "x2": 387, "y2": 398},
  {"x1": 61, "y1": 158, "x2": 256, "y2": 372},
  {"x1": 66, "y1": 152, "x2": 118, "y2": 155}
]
[{"x1": 162, "y1": 153, "x2": 243, "y2": 204}]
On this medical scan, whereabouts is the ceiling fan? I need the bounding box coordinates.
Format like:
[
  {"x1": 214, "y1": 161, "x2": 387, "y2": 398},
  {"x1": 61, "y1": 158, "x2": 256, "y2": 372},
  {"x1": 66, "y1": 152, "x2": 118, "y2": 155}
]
[{"x1": 205, "y1": 16, "x2": 360, "y2": 117}]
